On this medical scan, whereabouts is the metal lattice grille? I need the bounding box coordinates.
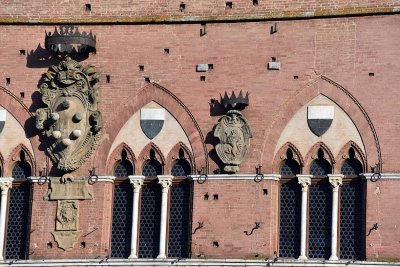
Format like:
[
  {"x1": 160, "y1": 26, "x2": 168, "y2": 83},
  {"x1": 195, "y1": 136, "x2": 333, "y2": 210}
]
[
  {"x1": 310, "y1": 160, "x2": 331, "y2": 176},
  {"x1": 142, "y1": 160, "x2": 162, "y2": 177},
  {"x1": 11, "y1": 162, "x2": 31, "y2": 179},
  {"x1": 171, "y1": 160, "x2": 191, "y2": 177},
  {"x1": 309, "y1": 182, "x2": 332, "y2": 259},
  {"x1": 114, "y1": 160, "x2": 134, "y2": 177},
  {"x1": 168, "y1": 183, "x2": 191, "y2": 258},
  {"x1": 110, "y1": 182, "x2": 133, "y2": 258},
  {"x1": 340, "y1": 181, "x2": 364, "y2": 260},
  {"x1": 138, "y1": 184, "x2": 162, "y2": 258},
  {"x1": 280, "y1": 159, "x2": 300, "y2": 176},
  {"x1": 341, "y1": 159, "x2": 362, "y2": 176},
  {"x1": 279, "y1": 180, "x2": 301, "y2": 258},
  {"x1": 6, "y1": 184, "x2": 30, "y2": 260}
]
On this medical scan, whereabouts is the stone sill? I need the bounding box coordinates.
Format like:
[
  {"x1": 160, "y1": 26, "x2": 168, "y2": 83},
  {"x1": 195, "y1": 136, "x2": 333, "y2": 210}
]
[{"x1": 4, "y1": 259, "x2": 400, "y2": 266}]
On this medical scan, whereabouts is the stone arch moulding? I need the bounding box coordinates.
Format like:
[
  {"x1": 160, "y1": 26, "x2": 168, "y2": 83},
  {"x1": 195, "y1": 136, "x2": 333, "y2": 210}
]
[
  {"x1": 273, "y1": 142, "x2": 304, "y2": 174},
  {"x1": 260, "y1": 75, "x2": 381, "y2": 172},
  {"x1": 106, "y1": 143, "x2": 136, "y2": 176},
  {"x1": 0, "y1": 86, "x2": 41, "y2": 168},
  {"x1": 336, "y1": 140, "x2": 367, "y2": 173},
  {"x1": 304, "y1": 142, "x2": 335, "y2": 174},
  {"x1": 137, "y1": 142, "x2": 166, "y2": 174},
  {"x1": 0, "y1": 152, "x2": 4, "y2": 176},
  {"x1": 5, "y1": 144, "x2": 36, "y2": 177},
  {"x1": 165, "y1": 142, "x2": 194, "y2": 175},
  {"x1": 95, "y1": 82, "x2": 207, "y2": 174}
]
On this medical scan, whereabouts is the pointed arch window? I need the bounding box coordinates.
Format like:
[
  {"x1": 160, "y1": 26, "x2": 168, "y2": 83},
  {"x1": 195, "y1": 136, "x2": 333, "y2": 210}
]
[
  {"x1": 114, "y1": 149, "x2": 134, "y2": 177},
  {"x1": 142, "y1": 149, "x2": 162, "y2": 177},
  {"x1": 279, "y1": 148, "x2": 301, "y2": 258},
  {"x1": 11, "y1": 151, "x2": 31, "y2": 179},
  {"x1": 339, "y1": 147, "x2": 365, "y2": 260},
  {"x1": 310, "y1": 149, "x2": 332, "y2": 176},
  {"x1": 171, "y1": 149, "x2": 191, "y2": 177}
]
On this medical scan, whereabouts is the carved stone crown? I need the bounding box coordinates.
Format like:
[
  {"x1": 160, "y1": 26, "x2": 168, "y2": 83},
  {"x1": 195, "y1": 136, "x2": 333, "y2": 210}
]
[
  {"x1": 220, "y1": 91, "x2": 249, "y2": 111},
  {"x1": 45, "y1": 25, "x2": 96, "y2": 54}
]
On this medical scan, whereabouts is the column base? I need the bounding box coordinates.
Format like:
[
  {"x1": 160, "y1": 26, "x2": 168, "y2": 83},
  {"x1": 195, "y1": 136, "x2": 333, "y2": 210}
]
[
  {"x1": 329, "y1": 255, "x2": 339, "y2": 261},
  {"x1": 128, "y1": 254, "x2": 138, "y2": 259},
  {"x1": 297, "y1": 255, "x2": 308, "y2": 260},
  {"x1": 157, "y1": 254, "x2": 167, "y2": 259}
]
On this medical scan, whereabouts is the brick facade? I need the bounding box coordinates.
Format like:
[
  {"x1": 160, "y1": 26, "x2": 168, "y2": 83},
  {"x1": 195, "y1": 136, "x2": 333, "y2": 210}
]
[{"x1": 0, "y1": 1, "x2": 400, "y2": 263}]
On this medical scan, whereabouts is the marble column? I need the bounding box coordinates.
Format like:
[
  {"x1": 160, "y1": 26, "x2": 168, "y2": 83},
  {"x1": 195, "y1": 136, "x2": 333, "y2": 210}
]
[
  {"x1": 328, "y1": 174, "x2": 343, "y2": 261},
  {"x1": 128, "y1": 175, "x2": 145, "y2": 259},
  {"x1": 297, "y1": 175, "x2": 312, "y2": 260},
  {"x1": 0, "y1": 178, "x2": 13, "y2": 261},
  {"x1": 157, "y1": 175, "x2": 173, "y2": 259}
]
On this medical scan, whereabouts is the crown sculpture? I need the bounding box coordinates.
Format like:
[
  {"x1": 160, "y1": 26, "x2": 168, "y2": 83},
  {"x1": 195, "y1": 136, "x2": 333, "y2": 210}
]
[
  {"x1": 45, "y1": 25, "x2": 96, "y2": 54},
  {"x1": 214, "y1": 91, "x2": 252, "y2": 173}
]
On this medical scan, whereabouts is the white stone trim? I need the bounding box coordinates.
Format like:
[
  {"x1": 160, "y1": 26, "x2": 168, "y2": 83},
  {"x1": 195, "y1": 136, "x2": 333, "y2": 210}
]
[
  {"x1": 94, "y1": 176, "x2": 116, "y2": 182},
  {"x1": 189, "y1": 174, "x2": 281, "y2": 181},
  {"x1": 0, "y1": 110, "x2": 6, "y2": 121},
  {"x1": 128, "y1": 176, "x2": 145, "y2": 259},
  {"x1": 297, "y1": 175, "x2": 311, "y2": 260},
  {"x1": 3, "y1": 258, "x2": 400, "y2": 266},
  {"x1": 362, "y1": 173, "x2": 400, "y2": 180},
  {"x1": 0, "y1": 177, "x2": 12, "y2": 261},
  {"x1": 157, "y1": 175, "x2": 173, "y2": 259}
]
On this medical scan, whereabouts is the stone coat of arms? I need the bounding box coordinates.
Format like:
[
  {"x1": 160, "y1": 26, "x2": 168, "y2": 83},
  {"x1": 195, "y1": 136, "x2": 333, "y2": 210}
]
[
  {"x1": 35, "y1": 57, "x2": 102, "y2": 172},
  {"x1": 214, "y1": 109, "x2": 252, "y2": 173}
]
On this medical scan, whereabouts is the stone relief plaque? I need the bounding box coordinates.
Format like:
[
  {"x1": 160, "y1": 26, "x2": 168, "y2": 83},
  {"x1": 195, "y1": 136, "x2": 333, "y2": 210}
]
[
  {"x1": 56, "y1": 200, "x2": 78, "y2": 231},
  {"x1": 35, "y1": 57, "x2": 102, "y2": 172},
  {"x1": 214, "y1": 110, "x2": 252, "y2": 173}
]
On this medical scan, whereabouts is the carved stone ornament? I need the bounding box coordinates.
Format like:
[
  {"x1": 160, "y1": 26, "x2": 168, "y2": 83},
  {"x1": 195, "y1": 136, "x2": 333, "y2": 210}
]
[
  {"x1": 214, "y1": 110, "x2": 252, "y2": 173},
  {"x1": 35, "y1": 57, "x2": 102, "y2": 172},
  {"x1": 51, "y1": 230, "x2": 81, "y2": 251},
  {"x1": 44, "y1": 177, "x2": 93, "y2": 201},
  {"x1": 56, "y1": 200, "x2": 78, "y2": 231}
]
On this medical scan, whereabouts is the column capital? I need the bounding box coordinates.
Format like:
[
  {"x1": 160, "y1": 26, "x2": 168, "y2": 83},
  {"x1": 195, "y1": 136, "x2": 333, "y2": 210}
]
[
  {"x1": 129, "y1": 175, "x2": 145, "y2": 192},
  {"x1": 157, "y1": 175, "x2": 173, "y2": 190},
  {"x1": 0, "y1": 178, "x2": 13, "y2": 192},
  {"x1": 328, "y1": 174, "x2": 343, "y2": 191},
  {"x1": 297, "y1": 175, "x2": 311, "y2": 191}
]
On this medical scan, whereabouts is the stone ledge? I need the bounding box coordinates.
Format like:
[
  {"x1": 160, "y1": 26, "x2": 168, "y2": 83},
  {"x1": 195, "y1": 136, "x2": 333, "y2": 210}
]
[
  {"x1": 189, "y1": 174, "x2": 280, "y2": 181},
  {"x1": 4, "y1": 259, "x2": 400, "y2": 266}
]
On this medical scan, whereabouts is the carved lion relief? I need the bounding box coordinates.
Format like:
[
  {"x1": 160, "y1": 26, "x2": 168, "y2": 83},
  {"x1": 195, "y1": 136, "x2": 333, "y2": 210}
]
[{"x1": 35, "y1": 57, "x2": 102, "y2": 172}]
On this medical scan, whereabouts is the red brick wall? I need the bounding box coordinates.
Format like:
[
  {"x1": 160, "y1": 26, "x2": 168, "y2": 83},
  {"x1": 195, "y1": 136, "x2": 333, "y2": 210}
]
[
  {"x1": 366, "y1": 180, "x2": 400, "y2": 261},
  {"x1": 191, "y1": 179, "x2": 279, "y2": 259},
  {"x1": 28, "y1": 182, "x2": 113, "y2": 259},
  {"x1": 0, "y1": 0, "x2": 399, "y2": 22}
]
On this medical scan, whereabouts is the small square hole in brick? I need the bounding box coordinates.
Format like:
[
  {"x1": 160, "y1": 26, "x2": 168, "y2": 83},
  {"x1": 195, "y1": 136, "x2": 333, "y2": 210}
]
[
  {"x1": 6, "y1": 78, "x2": 10, "y2": 85},
  {"x1": 253, "y1": 0, "x2": 258, "y2": 6},
  {"x1": 164, "y1": 48, "x2": 170, "y2": 54},
  {"x1": 225, "y1": 2, "x2": 233, "y2": 9},
  {"x1": 204, "y1": 193, "x2": 209, "y2": 200},
  {"x1": 47, "y1": 242, "x2": 52, "y2": 249},
  {"x1": 144, "y1": 77, "x2": 150, "y2": 83},
  {"x1": 106, "y1": 75, "x2": 111, "y2": 83},
  {"x1": 213, "y1": 241, "x2": 219, "y2": 248},
  {"x1": 180, "y1": 2, "x2": 186, "y2": 11},
  {"x1": 200, "y1": 76, "x2": 206, "y2": 81},
  {"x1": 80, "y1": 242, "x2": 86, "y2": 248},
  {"x1": 85, "y1": 4, "x2": 91, "y2": 11},
  {"x1": 294, "y1": 75, "x2": 299, "y2": 79},
  {"x1": 139, "y1": 65, "x2": 144, "y2": 71},
  {"x1": 369, "y1": 72, "x2": 374, "y2": 77},
  {"x1": 213, "y1": 194, "x2": 218, "y2": 200},
  {"x1": 208, "y1": 64, "x2": 214, "y2": 70},
  {"x1": 271, "y1": 57, "x2": 276, "y2": 62},
  {"x1": 19, "y1": 49, "x2": 26, "y2": 55},
  {"x1": 20, "y1": 92, "x2": 25, "y2": 98},
  {"x1": 263, "y1": 189, "x2": 268, "y2": 195}
]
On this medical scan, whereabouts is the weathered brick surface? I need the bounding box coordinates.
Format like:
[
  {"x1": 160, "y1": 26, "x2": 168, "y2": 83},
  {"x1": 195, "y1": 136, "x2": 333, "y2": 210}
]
[
  {"x1": 0, "y1": 9, "x2": 399, "y2": 260},
  {"x1": 0, "y1": 0, "x2": 399, "y2": 22},
  {"x1": 191, "y1": 180, "x2": 279, "y2": 259}
]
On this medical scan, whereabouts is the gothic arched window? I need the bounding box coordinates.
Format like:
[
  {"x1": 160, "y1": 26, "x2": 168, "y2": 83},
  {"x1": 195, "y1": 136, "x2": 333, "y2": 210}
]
[
  {"x1": 11, "y1": 151, "x2": 31, "y2": 179},
  {"x1": 310, "y1": 149, "x2": 332, "y2": 176},
  {"x1": 280, "y1": 149, "x2": 301, "y2": 177},
  {"x1": 171, "y1": 149, "x2": 191, "y2": 177},
  {"x1": 114, "y1": 149, "x2": 134, "y2": 177},
  {"x1": 142, "y1": 149, "x2": 162, "y2": 177}
]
